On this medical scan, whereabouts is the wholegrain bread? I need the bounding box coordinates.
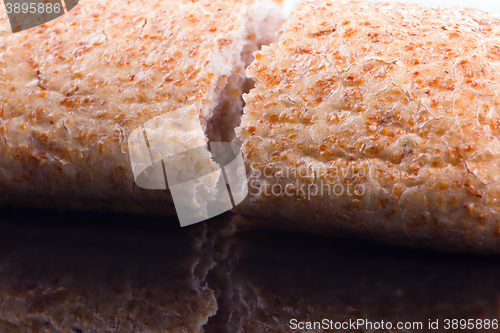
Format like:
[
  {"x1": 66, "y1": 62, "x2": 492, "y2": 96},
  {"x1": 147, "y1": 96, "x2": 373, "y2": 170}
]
[
  {"x1": 0, "y1": 0, "x2": 285, "y2": 216},
  {"x1": 235, "y1": 0, "x2": 500, "y2": 253}
]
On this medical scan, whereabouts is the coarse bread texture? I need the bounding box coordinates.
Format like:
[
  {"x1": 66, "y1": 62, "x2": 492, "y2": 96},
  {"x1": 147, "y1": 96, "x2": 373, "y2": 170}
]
[
  {"x1": 208, "y1": 0, "x2": 286, "y2": 143},
  {"x1": 0, "y1": 0, "x2": 285, "y2": 215},
  {"x1": 235, "y1": 0, "x2": 500, "y2": 253}
]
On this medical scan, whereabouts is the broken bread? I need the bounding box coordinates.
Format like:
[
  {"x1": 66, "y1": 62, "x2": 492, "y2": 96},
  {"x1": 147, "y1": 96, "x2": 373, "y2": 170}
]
[
  {"x1": 235, "y1": 0, "x2": 500, "y2": 253},
  {"x1": 0, "y1": 0, "x2": 285, "y2": 216}
]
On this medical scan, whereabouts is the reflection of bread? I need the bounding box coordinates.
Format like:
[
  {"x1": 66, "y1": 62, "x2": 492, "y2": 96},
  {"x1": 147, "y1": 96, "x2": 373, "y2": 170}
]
[
  {"x1": 3, "y1": 211, "x2": 500, "y2": 332},
  {"x1": 0, "y1": 0, "x2": 284, "y2": 215},
  {"x1": 0, "y1": 209, "x2": 217, "y2": 332},
  {"x1": 236, "y1": 0, "x2": 500, "y2": 253},
  {"x1": 218, "y1": 225, "x2": 500, "y2": 332}
]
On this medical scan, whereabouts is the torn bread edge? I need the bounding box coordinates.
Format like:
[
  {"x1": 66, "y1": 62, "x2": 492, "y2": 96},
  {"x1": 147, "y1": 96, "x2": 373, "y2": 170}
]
[{"x1": 128, "y1": 1, "x2": 287, "y2": 226}]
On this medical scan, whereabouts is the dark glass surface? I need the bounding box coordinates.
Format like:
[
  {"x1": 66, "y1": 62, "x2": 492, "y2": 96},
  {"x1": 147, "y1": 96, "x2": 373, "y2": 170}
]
[{"x1": 0, "y1": 208, "x2": 498, "y2": 332}]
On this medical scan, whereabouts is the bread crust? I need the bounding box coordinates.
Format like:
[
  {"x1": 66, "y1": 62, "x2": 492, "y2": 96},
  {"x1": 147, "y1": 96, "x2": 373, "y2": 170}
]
[
  {"x1": 0, "y1": 0, "x2": 276, "y2": 215},
  {"x1": 236, "y1": 0, "x2": 500, "y2": 253}
]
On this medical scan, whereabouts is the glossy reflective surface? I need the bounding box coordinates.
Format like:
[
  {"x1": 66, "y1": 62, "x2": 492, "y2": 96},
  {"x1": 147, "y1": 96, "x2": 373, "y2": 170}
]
[{"x1": 0, "y1": 209, "x2": 498, "y2": 332}]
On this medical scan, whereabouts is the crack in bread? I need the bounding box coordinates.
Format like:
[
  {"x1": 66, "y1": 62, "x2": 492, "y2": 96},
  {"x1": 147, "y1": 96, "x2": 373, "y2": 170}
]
[{"x1": 0, "y1": 0, "x2": 285, "y2": 216}]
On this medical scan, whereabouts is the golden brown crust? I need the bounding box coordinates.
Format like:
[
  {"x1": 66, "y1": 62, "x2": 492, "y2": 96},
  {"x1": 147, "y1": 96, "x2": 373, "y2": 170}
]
[
  {"x1": 235, "y1": 0, "x2": 500, "y2": 253},
  {"x1": 0, "y1": 0, "x2": 281, "y2": 215}
]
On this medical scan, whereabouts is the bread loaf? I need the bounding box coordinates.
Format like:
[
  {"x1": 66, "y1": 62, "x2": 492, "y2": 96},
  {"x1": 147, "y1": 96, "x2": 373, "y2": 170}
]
[
  {"x1": 235, "y1": 0, "x2": 500, "y2": 253},
  {"x1": 0, "y1": 0, "x2": 284, "y2": 216}
]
